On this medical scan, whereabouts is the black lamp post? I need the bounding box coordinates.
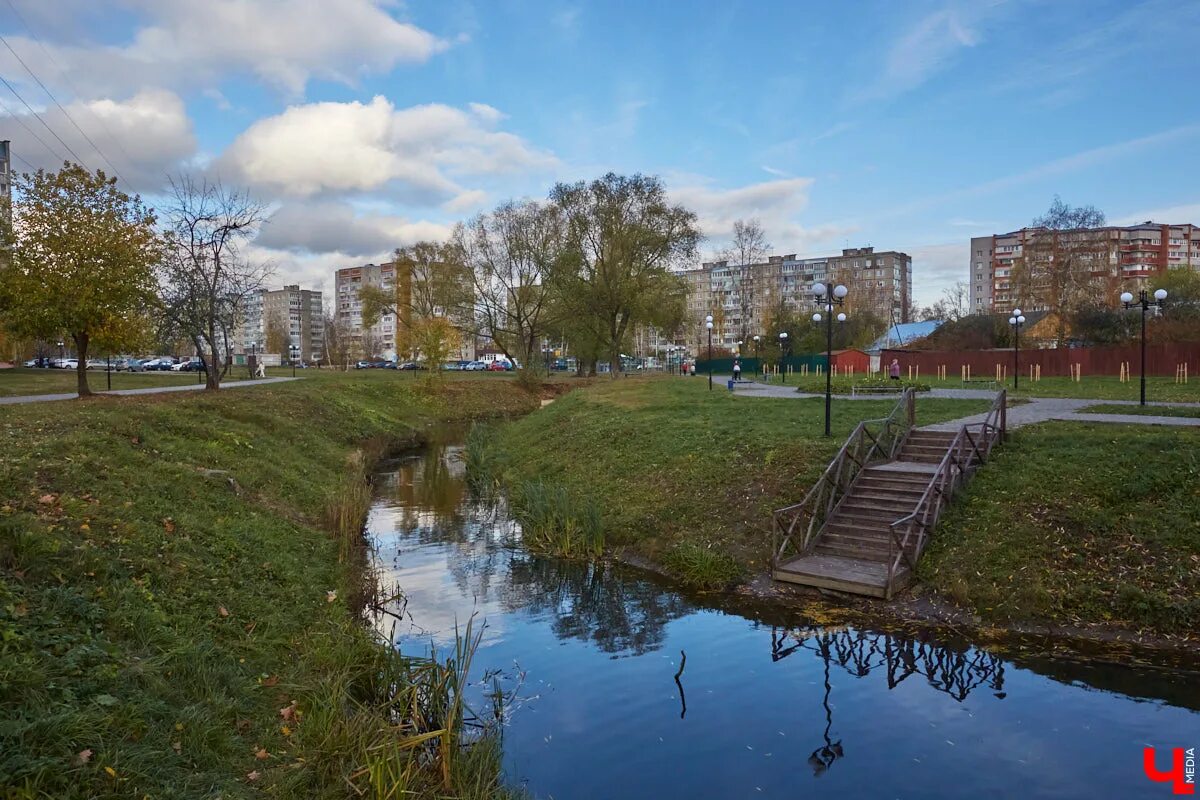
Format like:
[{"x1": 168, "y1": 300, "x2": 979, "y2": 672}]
[
  {"x1": 778, "y1": 331, "x2": 789, "y2": 384},
  {"x1": 106, "y1": 355, "x2": 112, "y2": 390},
  {"x1": 289, "y1": 343, "x2": 300, "y2": 378},
  {"x1": 1121, "y1": 287, "x2": 1168, "y2": 406},
  {"x1": 704, "y1": 314, "x2": 714, "y2": 391},
  {"x1": 1007, "y1": 309, "x2": 1026, "y2": 390},
  {"x1": 753, "y1": 335, "x2": 761, "y2": 379},
  {"x1": 813, "y1": 282, "x2": 848, "y2": 438},
  {"x1": 57, "y1": 340, "x2": 64, "y2": 367}
]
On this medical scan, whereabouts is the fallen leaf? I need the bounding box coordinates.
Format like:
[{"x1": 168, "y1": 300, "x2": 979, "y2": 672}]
[
  {"x1": 325, "y1": 590, "x2": 337, "y2": 603},
  {"x1": 218, "y1": 606, "x2": 229, "y2": 618},
  {"x1": 281, "y1": 725, "x2": 291, "y2": 736},
  {"x1": 262, "y1": 675, "x2": 279, "y2": 687},
  {"x1": 279, "y1": 702, "x2": 296, "y2": 721},
  {"x1": 104, "y1": 766, "x2": 117, "y2": 778},
  {"x1": 75, "y1": 748, "x2": 93, "y2": 765},
  {"x1": 38, "y1": 494, "x2": 55, "y2": 505},
  {"x1": 246, "y1": 770, "x2": 261, "y2": 782},
  {"x1": 255, "y1": 748, "x2": 269, "y2": 760},
  {"x1": 80, "y1": 523, "x2": 90, "y2": 531},
  {"x1": 163, "y1": 518, "x2": 175, "y2": 534},
  {"x1": 172, "y1": 741, "x2": 182, "y2": 754}
]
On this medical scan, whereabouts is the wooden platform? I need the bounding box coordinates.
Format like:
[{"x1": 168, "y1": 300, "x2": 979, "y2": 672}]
[{"x1": 773, "y1": 553, "x2": 910, "y2": 598}]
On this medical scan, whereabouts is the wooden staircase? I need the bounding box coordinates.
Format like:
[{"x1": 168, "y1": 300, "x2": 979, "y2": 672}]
[{"x1": 772, "y1": 392, "x2": 1006, "y2": 599}]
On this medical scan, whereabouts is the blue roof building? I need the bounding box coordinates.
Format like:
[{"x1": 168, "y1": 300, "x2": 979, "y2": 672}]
[{"x1": 866, "y1": 320, "x2": 944, "y2": 354}]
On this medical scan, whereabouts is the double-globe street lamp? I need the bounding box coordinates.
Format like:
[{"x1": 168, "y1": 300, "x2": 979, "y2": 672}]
[
  {"x1": 812, "y1": 282, "x2": 848, "y2": 437},
  {"x1": 705, "y1": 314, "x2": 714, "y2": 391},
  {"x1": 1008, "y1": 309, "x2": 1026, "y2": 390},
  {"x1": 753, "y1": 335, "x2": 761, "y2": 379},
  {"x1": 289, "y1": 343, "x2": 300, "y2": 378},
  {"x1": 778, "y1": 331, "x2": 789, "y2": 384},
  {"x1": 1121, "y1": 287, "x2": 1168, "y2": 406}
]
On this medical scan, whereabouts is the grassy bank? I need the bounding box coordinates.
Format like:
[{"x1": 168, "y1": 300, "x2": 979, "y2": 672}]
[
  {"x1": 1078, "y1": 403, "x2": 1200, "y2": 418},
  {"x1": 919, "y1": 422, "x2": 1200, "y2": 636},
  {"x1": 0, "y1": 376, "x2": 538, "y2": 797},
  {"x1": 481, "y1": 377, "x2": 989, "y2": 588}
]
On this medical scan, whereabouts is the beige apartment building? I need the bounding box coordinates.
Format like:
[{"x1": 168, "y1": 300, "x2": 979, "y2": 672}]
[
  {"x1": 969, "y1": 221, "x2": 1200, "y2": 314},
  {"x1": 238, "y1": 285, "x2": 324, "y2": 362},
  {"x1": 682, "y1": 247, "x2": 912, "y2": 353}
]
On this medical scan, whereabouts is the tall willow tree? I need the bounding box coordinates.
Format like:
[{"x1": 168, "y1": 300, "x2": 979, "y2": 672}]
[
  {"x1": 0, "y1": 163, "x2": 160, "y2": 396},
  {"x1": 550, "y1": 173, "x2": 697, "y2": 377}
]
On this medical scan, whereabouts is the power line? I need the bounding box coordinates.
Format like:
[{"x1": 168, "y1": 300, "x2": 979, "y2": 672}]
[
  {"x1": 0, "y1": 32, "x2": 127, "y2": 184},
  {"x1": 0, "y1": 72, "x2": 91, "y2": 168},
  {"x1": 0, "y1": 90, "x2": 63, "y2": 161},
  {"x1": 11, "y1": 149, "x2": 33, "y2": 170},
  {"x1": 1, "y1": 0, "x2": 138, "y2": 172}
]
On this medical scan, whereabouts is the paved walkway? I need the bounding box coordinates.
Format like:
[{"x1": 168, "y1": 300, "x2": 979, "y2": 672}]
[
  {"x1": 0, "y1": 377, "x2": 298, "y2": 406},
  {"x1": 726, "y1": 377, "x2": 1200, "y2": 430}
]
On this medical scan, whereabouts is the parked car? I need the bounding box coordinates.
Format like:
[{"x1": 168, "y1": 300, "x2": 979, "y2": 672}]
[
  {"x1": 487, "y1": 360, "x2": 511, "y2": 371},
  {"x1": 464, "y1": 361, "x2": 487, "y2": 371},
  {"x1": 22, "y1": 358, "x2": 39, "y2": 368},
  {"x1": 398, "y1": 361, "x2": 423, "y2": 371},
  {"x1": 58, "y1": 358, "x2": 79, "y2": 370},
  {"x1": 145, "y1": 357, "x2": 176, "y2": 371},
  {"x1": 354, "y1": 360, "x2": 372, "y2": 369},
  {"x1": 179, "y1": 360, "x2": 207, "y2": 372}
]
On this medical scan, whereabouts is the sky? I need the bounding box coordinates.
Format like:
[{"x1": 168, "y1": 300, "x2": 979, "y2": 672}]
[{"x1": 0, "y1": 0, "x2": 1197, "y2": 308}]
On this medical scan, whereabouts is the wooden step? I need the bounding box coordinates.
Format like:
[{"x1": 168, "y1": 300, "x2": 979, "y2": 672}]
[
  {"x1": 906, "y1": 432, "x2": 958, "y2": 444},
  {"x1": 774, "y1": 553, "x2": 902, "y2": 597},
  {"x1": 839, "y1": 499, "x2": 909, "y2": 516},
  {"x1": 854, "y1": 478, "x2": 930, "y2": 494},
  {"x1": 849, "y1": 490, "x2": 925, "y2": 505}
]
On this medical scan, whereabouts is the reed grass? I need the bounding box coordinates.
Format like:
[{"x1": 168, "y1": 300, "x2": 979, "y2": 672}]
[
  {"x1": 661, "y1": 541, "x2": 743, "y2": 589},
  {"x1": 510, "y1": 480, "x2": 604, "y2": 558}
]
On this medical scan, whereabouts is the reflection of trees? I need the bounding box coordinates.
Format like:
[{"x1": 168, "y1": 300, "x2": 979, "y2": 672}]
[{"x1": 373, "y1": 444, "x2": 692, "y2": 657}]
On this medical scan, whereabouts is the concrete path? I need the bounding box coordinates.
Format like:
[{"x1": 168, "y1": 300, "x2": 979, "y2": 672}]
[
  {"x1": 726, "y1": 377, "x2": 1200, "y2": 430},
  {"x1": 0, "y1": 377, "x2": 298, "y2": 406}
]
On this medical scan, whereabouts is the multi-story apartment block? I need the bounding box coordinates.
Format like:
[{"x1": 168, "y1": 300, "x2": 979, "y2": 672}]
[
  {"x1": 334, "y1": 262, "x2": 403, "y2": 357},
  {"x1": 969, "y1": 221, "x2": 1200, "y2": 314},
  {"x1": 682, "y1": 247, "x2": 912, "y2": 352},
  {"x1": 238, "y1": 285, "x2": 324, "y2": 362}
]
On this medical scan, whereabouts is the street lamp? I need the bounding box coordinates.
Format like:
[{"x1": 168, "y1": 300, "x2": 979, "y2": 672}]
[
  {"x1": 1007, "y1": 310, "x2": 1026, "y2": 390},
  {"x1": 56, "y1": 340, "x2": 64, "y2": 367},
  {"x1": 705, "y1": 315, "x2": 714, "y2": 391},
  {"x1": 289, "y1": 343, "x2": 300, "y2": 378},
  {"x1": 1121, "y1": 288, "x2": 1168, "y2": 406},
  {"x1": 778, "y1": 331, "x2": 789, "y2": 384},
  {"x1": 753, "y1": 334, "x2": 761, "y2": 378},
  {"x1": 813, "y1": 282, "x2": 848, "y2": 437}
]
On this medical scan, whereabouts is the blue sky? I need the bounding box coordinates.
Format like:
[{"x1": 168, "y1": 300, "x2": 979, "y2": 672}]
[{"x1": 0, "y1": 0, "x2": 1197, "y2": 305}]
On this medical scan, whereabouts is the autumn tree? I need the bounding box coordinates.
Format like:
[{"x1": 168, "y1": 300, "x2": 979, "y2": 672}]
[
  {"x1": 1010, "y1": 197, "x2": 1108, "y2": 346},
  {"x1": 159, "y1": 176, "x2": 270, "y2": 390},
  {"x1": 323, "y1": 311, "x2": 354, "y2": 370},
  {"x1": 0, "y1": 163, "x2": 160, "y2": 395},
  {"x1": 360, "y1": 241, "x2": 470, "y2": 368},
  {"x1": 720, "y1": 219, "x2": 771, "y2": 341},
  {"x1": 455, "y1": 200, "x2": 565, "y2": 376},
  {"x1": 550, "y1": 173, "x2": 699, "y2": 377},
  {"x1": 265, "y1": 311, "x2": 290, "y2": 359}
]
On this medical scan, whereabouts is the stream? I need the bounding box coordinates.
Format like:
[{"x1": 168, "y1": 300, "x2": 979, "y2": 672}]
[{"x1": 365, "y1": 429, "x2": 1198, "y2": 800}]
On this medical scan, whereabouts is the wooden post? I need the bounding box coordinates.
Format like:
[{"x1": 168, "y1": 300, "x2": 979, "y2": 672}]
[
  {"x1": 915, "y1": 365, "x2": 919, "y2": 380},
  {"x1": 1036, "y1": 364, "x2": 1041, "y2": 382}
]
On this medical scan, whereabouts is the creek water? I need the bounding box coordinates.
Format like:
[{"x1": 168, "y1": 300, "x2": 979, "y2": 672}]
[{"x1": 366, "y1": 432, "x2": 1199, "y2": 800}]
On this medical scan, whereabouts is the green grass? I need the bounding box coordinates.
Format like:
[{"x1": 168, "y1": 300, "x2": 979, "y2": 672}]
[
  {"x1": 1077, "y1": 403, "x2": 1200, "y2": 418},
  {"x1": 920, "y1": 422, "x2": 1200, "y2": 635},
  {"x1": 786, "y1": 375, "x2": 931, "y2": 394},
  {"x1": 919, "y1": 374, "x2": 1198, "y2": 402},
  {"x1": 0, "y1": 366, "x2": 255, "y2": 396},
  {"x1": 0, "y1": 375, "x2": 538, "y2": 798},
  {"x1": 483, "y1": 376, "x2": 990, "y2": 587}
]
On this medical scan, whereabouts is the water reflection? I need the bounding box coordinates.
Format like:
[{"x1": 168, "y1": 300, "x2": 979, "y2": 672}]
[{"x1": 366, "y1": 436, "x2": 1200, "y2": 800}]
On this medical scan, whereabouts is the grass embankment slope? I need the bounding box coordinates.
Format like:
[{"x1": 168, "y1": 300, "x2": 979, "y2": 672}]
[
  {"x1": 0, "y1": 376, "x2": 538, "y2": 798},
  {"x1": 485, "y1": 377, "x2": 989, "y2": 587},
  {"x1": 920, "y1": 422, "x2": 1200, "y2": 638}
]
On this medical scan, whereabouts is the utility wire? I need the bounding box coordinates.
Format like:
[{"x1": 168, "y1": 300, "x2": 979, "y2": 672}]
[
  {"x1": 1, "y1": 0, "x2": 138, "y2": 171},
  {"x1": 0, "y1": 72, "x2": 91, "y2": 168},
  {"x1": 0, "y1": 89, "x2": 62, "y2": 161},
  {"x1": 0, "y1": 32, "x2": 127, "y2": 183}
]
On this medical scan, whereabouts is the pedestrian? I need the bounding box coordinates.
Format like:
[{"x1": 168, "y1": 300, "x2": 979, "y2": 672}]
[
  {"x1": 889, "y1": 358, "x2": 901, "y2": 381},
  {"x1": 732, "y1": 359, "x2": 742, "y2": 382}
]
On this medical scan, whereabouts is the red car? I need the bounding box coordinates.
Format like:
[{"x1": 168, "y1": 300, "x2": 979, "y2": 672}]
[{"x1": 487, "y1": 360, "x2": 512, "y2": 371}]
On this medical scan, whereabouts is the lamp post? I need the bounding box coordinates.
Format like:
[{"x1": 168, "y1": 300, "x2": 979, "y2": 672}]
[
  {"x1": 56, "y1": 340, "x2": 64, "y2": 367},
  {"x1": 700, "y1": 316, "x2": 710, "y2": 391},
  {"x1": 778, "y1": 331, "x2": 789, "y2": 384},
  {"x1": 753, "y1": 335, "x2": 761, "y2": 379},
  {"x1": 106, "y1": 355, "x2": 112, "y2": 390},
  {"x1": 289, "y1": 343, "x2": 300, "y2": 378},
  {"x1": 1007, "y1": 309, "x2": 1026, "y2": 390},
  {"x1": 1121, "y1": 288, "x2": 1168, "y2": 406},
  {"x1": 813, "y1": 282, "x2": 848, "y2": 437}
]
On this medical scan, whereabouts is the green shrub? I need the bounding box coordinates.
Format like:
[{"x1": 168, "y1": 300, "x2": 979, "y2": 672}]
[
  {"x1": 510, "y1": 480, "x2": 604, "y2": 558},
  {"x1": 661, "y1": 541, "x2": 742, "y2": 589}
]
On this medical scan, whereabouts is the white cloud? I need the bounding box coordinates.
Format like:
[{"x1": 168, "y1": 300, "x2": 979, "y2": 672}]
[
  {"x1": 0, "y1": 0, "x2": 448, "y2": 98},
  {"x1": 255, "y1": 200, "x2": 453, "y2": 256},
  {"x1": 669, "y1": 177, "x2": 858, "y2": 257},
  {"x1": 217, "y1": 96, "x2": 558, "y2": 201},
  {"x1": 0, "y1": 88, "x2": 196, "y2": 192},
  {"x1": 907, "y1": 242, "x2": 967, "y2": 307}
]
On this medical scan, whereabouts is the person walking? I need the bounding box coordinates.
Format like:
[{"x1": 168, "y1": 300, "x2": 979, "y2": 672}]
[
  {"x1": 732, "y1": 359, "x2": 742, "y2": 382},
  {"x1": 889, "y1": 358, "x2": 901, "y2": 381}
]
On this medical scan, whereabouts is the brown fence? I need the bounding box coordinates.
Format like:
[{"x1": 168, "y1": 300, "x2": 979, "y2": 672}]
[{"x1": 881, "y1": 342, "x2": 1199, "y2": 378}]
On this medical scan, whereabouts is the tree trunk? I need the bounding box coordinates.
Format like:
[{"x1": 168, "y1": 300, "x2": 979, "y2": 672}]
[
  {"x1": 73, "y1": 332, "x2": 91, "y2": 397},
  {"x1": 204, "y1": 328, "x2": 221, "y2": 390}
]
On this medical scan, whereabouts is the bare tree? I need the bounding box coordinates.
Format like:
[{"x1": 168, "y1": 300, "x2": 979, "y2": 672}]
[
  {"x1": 720, "y1": 219, "x2": 771, "y2": 340},
  {"x1": 923, "y1": 281, "x2": 971, "y2": 322},
  {"x1": 1011, "y1": 197, "x2": 1107, "y2": 346},
  {"x1": 455, "y1": 199, "x2": 564, "y2": 374},
  {"x1": 160, "y1": 176, "x2": 270, "y2": 389},
  {"x1": 322, "y1": 311, "x2": 353, "y2": 370}
]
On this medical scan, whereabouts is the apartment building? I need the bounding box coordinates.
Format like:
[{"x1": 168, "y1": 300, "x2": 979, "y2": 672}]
[
  {"x1": 334, "y1": 262, "x2": 404, "y2": 357},
  {"x1": 969, "y1": 221, "x2": 1200, "y2": 314},
  {"x1": 239, "y1": 285, "x2": 324, "y2": 362},
  {"x1": 682, "y1": 247, "x2": 912, "y2": 352}
]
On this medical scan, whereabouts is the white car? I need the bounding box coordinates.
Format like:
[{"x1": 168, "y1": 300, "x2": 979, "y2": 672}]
[{"x1": 464, "y1": 361, "x2": 488, "y2": 371}]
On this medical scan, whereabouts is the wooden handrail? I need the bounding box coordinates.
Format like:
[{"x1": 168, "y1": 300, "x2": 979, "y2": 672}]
[
  {"x1": 773, "y1": 389, "x2": 916, "y2": 568},
  {"x1": 885, "y1": 389, "x2": 1006, "y2": 597}
]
